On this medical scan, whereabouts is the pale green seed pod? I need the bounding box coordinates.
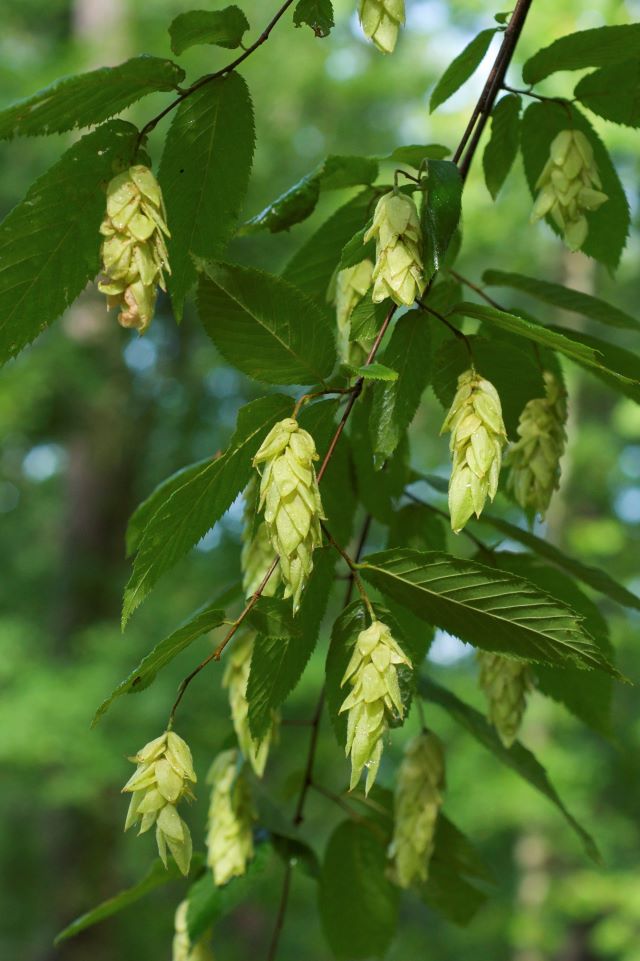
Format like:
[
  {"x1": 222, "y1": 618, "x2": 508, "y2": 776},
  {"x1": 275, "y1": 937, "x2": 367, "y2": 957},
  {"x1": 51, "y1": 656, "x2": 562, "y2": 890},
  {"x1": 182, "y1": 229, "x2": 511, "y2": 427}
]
[
  {"x1": 531, "y1": 129, "x2": 607, "y2": 252},
  {"x1": 339, "y1": 620, "x2": 411, "y2": 794},
  {"x1": 478, "y1": 651, "x2": 532, "y2": 747},
  {"x1": 331, "y1": 259, "x2": 374, "y2": 364},
  {"x1": 222, "y1": 632, "x2": 278, "y2": 777},
  {"x1": 172, "y1": 901, "x2": 215, "y2": 961},
  {"x1": 364, "y1": 192, "x2": 424, "y2": 306},
  {"x1": 253, "y1": 418, "x2": 325, "y2": 612},
  {"x1": 241, "y1": 479, "x2": 280, "y2": 598},
  {"x1": 359, "y1": 0, "x2": 405, "y2": 53},
  {"x1": 387, "y1": 731, "x2": 445, "y2": 888},
  {"x1": 98, "y1": 164, "x2": 171, "y2": 333},
  {"x1": 441, "y1": 368, "x2": 507, "y2": 533},
  {"x1": 122, "y1": 730, "x2": 196, "y2": 875},
  {"x1": 206, "y1": 750, "x2": 255, "y2": 886},
  {"x1": 507, "y1": 371, "x2": 568, "y2": 518}
]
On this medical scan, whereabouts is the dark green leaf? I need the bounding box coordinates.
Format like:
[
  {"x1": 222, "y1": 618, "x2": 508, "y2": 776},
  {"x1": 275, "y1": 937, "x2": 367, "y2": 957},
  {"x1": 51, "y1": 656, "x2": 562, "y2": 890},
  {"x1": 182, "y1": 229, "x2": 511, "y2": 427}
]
[
  {"x1": 318, "y1": 820, "x2": 399, "y2": 959},
  {"x1": 574, "y1": 61, "x2": 640, "y2": 128},
  {"x1": 350, "y1": 389, "x2": 409, "y2": 523},
  {"x1": 187, "y1": 843, "x2": 271, "y2": 942},
  {"x1": 0, "y1": 56, "x2": 184, "y2": 140},
  {"x1": 388, "y1": 504, "x2": 447, "y2": 554},
  {"x1": 318, "y1": 154, "x2": 379, "y2": 190},
  {"x1": 159, "y1": 73, "x2": 255, "y2": 318},
  {"x1": 345, "y1": 361, "x2": 397, "y2": 381},
  {"x1": 338, "y1": 225, "x2": 376, "y2": 271},
  {"x1": 430, "y1": 29, "x2": 497, "y2": 112},
  {"x1": 122, "y1": 394, "x2": 291, "y2": 624},
  {"x1": 197, "y1": 261, "x2": 336, "y2": 385},
  {"x1": 523, "y1": 24, "x2": 640, "y2": 84},
  {"x1": 545, "y1": 325, "x2": 640, "y2": 405},
  {"x1": 422, "y1": 816, "x2": 493, "y2": 925},
  {"x1": 380, "y1": 144, "x2": 451, "y2": 165},
  {"x1": 293, "y1": 0, "x2": 334, "y2": 37},
  {"x1": 243, "y1": 174, "x2": 320, "y2": 234},
  {"x1": 349, "y1": 293, "x2": 388, "y2": 344},
  {"x1": 421, "y1": 160, "x2": 463, "y2": 278},
  {"x1": 420, "y1": 677, "x2": 600, "y2": 861},
  {"x1": 482, "y1": 94, "x2": 521, "y2": 199},
  {"x1": 169, "y1": 6, "x2": 250, "y2": 54},
  {"x1": 126, "y1": 458, "x2": 211, "y2": 557},
  {"x1": 0, "y1": 121, "x2": 137, "y2": 365}
]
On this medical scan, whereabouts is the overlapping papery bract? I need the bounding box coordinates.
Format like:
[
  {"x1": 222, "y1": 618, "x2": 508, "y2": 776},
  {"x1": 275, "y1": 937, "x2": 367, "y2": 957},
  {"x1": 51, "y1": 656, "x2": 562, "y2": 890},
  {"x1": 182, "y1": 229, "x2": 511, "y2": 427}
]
[
  {"x1": 253, "y1": 418, "x2": 325, "y2": 612},
  {"x1": 241, "y1": 479, "x2": 280, "y2": 598},
  {"x1": 364, "y1": 191, "x2": 424, "y2": 307},
  {"x1": 441, "y1": 368, "x2": 507, "y2": 533},
  {"x1": 507, "y1": 371, "x2": 567, "y2": 518},
  {"x1": 339, "y1": 619, "x2": 411, "y2": 794},
  {"x1": 98, "y1": 164, "x2": 171, "y2": 333},
  {"x1": 478, "y1": 652, "x2": 532, "y2": 748},
  {"x1": 331, "y1": 259, "x2": 374, "y2": 365},
  {"x1": 531, "y1": 129, "x2": 608, "y2": 251},
  {"x1": 222, "y1": 632, "x2": 278, "y2": 777},
  {"x1": 359, "y1": 0, "x2": 405, "y2": 53},
  {"x1": 206, "y1": 749, "x2": 255, "y2": 886},
  {"x1": 387, "y1": 731, "x2": 445, "y2": 888},
  {"x1": 172, "y1": 901, "x2": 215, "y2": 961},
  {"x1": 122, "y1": 731, "x2": 196, "y2": 875}
]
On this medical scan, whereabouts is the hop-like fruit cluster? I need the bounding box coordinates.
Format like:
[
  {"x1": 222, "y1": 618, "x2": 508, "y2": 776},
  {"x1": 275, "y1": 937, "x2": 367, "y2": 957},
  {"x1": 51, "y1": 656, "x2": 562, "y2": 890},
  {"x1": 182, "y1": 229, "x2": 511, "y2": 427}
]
[
  {"x1": 478, "y1": 652, "x2": 532, "y2": 748},
  {"x1": 359, "y1": 0, "x2": 405, "y2": 53},
  {"x1": 388, "y1": 732, "x2": 445, "y2": 888},
  {"x1": 332, "y1": 259, "x2": 374, "y2": 365},
  {"x1": 253, "y1": 418, "x2": 325, "y2": 612},
  {"x1": 241, "y1": 480, "x2": 280, "y2": 598},
  {"x1": 98, "y1": 165, "x2": 170, "y2": 333},
  {"x1": 122, "y1": 731, "x2": 196, "y2": 875},
  {"x1": 222, "y1": 632, "x2": 278, "y2": 777},
  {"x1": 172, "y1": 901, "x2": 215, "y2": 961},
  {"x1": 441, "y1": 369, "x2": 507, "y2": 533},
  {"x1": 206, "y1": 749, "x2": 255, "y2": 886},
  {"x1": 364, "y1": 191, "x2": 424, "y2": 307},
  {"x1": 339, "y1": 620, "x2": 411, "y2": 793},
  {"x1": 531, "y1": 129, "x2": 608, "y2": 251},
  {"x1": 507, "y1": 371, "x2": 568, "y2": 518}
]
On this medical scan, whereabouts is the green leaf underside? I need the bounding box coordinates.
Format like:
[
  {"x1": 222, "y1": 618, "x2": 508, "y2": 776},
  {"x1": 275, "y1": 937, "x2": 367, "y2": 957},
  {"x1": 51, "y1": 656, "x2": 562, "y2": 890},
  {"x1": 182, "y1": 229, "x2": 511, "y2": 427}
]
[
  {"x1": 159, "y1": 73, "x2": 255, "y2": 319},
  {"x1": 483, "y1": 269, "x2": 640, "y2": 332},
  {"x1": 122, "y1": 394, "x2": 291, "y2": 625},
  {"x1": 574, "y1": 61, "x2": 640, "y2": 128},
  {"x1": 186, "y1": 843, "x2": 271, "y2": 942},
  {"x1": 422, "y1": 160, "x2": 463, "y2": 278},
  {"x1": 420, "y1": 677, "x2": 600, "y2": 861},
  {"x1": 197, "y1": 261, "x2": 336, "y2": 385},
  {"x1": 169, "y1": 6, "x2": 250, "y2": 55},
  {"x1": 483, "y1": 94, "x2": 521, "y2": 199},
  {"x1": 430, "y1": 28, "x2": 497, "y2": 112},
  {"x1": 293, "y1": 0, "x2": 335, "y2": 37},
  {"x1": 318, "y1": 820, "x2": 399, "y2": 959},
  {"x1": 361, "y1": 549, "x2": 618, "y2": 675},
  {"x1": 93, "y1": 604, "x2": 226, "y2": 724},
  {"x1": 346, "y1": 361, "x2": 398, "y2": 381},
  {"x1": 0, "y1": 120, "x2": 137, "y2": 365},
  {"x1": 0, "y1": 56, "x2": 184, "y2": 139},
  {"x1": 422, "y1": 816, "x2": 494, "y2": 925},
  {"x1": 339, "y1": 225, "x2": 376, "y2": 272},
  {"x1": 523, "y1": 24, "x2": 640, "y2": 85},
  {"x1": 545, "y1": 326, "x2": 640, "y2": 405}
]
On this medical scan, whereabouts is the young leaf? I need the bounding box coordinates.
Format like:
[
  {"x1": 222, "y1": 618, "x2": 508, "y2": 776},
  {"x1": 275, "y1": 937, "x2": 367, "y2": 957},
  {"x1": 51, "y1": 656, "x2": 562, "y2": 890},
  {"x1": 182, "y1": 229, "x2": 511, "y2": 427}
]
[
  {"x1": 360, "y1": 548, "x2": 618, "y2": 675},
  {"x1": 0, "y1": 120, "x2": 137, "y2": 365},
  {"x1": 169, "y1": 6, "x2": 250, "y2": 55},
  {"x1": 93, "y1": 603, "x2": 226, "y2": 724},
  {"x1": 379, "y1": 144, "x2": 451, "y2": 165},
  {"x1": 574, "y1": 62, "x2": 640, "y2": 128},
  {"x1": 187, "y1": 843, "x2": 272, "y2": 942},
  {"x1": 420, "y1": 677, "x2": 600, "y2": 862},
  {"x1": 482, "y1": 93, "x2": 521, "y2": 199},
  {"x1": 338, "y1": 225, "x2": 376, "y2": 271},
  {"x1": 422, "y1": 816, "x2": 494, "y2": 926},
  {"x1": 319, "y1": 154, "x2": 378, "y2": 190},
  {"x1": 0, "y1": 56, "x2": 184, "y2": 140},
  {"x1": 318, "y1": 820, "x2": 399, "y2": 960},
  {"x1": 293, "y1": 0, "x2": 335, "y2": 37},
  {"x1": 349, "y1": 294, "x2": 388, "y2": 345},
  {"x1": 482, "y1": 269, "x2": 640, "y2": 333},
  {"x1": 242, "y1": 174, "x2": 321, "y2": 234},
  {"x1": 520, "y1": 101, "x2": 630, "y2": 269},
  {"x1": 429, "y1": 28, "x2": 497, "y2": 112},
  {"x1": 345, "y1": 361, "x2": 398, "y2": 382},
  {"x1": 159, "y1": 73, "x2": 255, "y2": 319},
  {"x1": 369, "y1": 309, "x2": 433, "y2": 463},
  {"x1": 122, "y1": 394, "x2": 291, "y2": 625},
  {"x1": 421, "y1": 160, "x2": 463, "y2": 278},
  {"x1": 197, "y1": 261, "x2": 336, "y2": 385},
  {"x1": 522, "y1": 24, "x2": 640, "y2": 85}
]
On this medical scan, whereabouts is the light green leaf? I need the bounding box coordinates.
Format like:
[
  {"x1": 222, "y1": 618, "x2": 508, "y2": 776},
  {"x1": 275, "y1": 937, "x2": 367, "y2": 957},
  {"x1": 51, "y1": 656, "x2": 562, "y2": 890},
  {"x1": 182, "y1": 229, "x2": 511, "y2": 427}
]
[
  {"x1": 349, "y1": 294, "x2": 388, "y2": 344},
  {"x1": 574, "y1": 61, "x2": 640, "y2": 128},
  {"x1": 293, "y1": 0, "x2": 334, "y2": 37},
  {"x1": 169, "y1": 6, "x2": 250, "y2": 54},
  {"x1": 187, "y1": 843, "x2": 272, "y2": 942},
  {"x1": 159, "y1": 73, "x2": 255, "y2": 319},
  {"x1": 379, "y1": 144, "x2": 451, "y2": 165},
  {"x1": 0, "y1": 120, "x2": 137, "y2": 365},
  {"x1": 345, "y1": 361, "x2": 398, "y2": 381},
  {"x1": 523, "y1": 24, "x2": 640, "y2": 84},
  {"x1": 318, "y1": 154, "x2": 379, "y2": 190},
  {"x1": 430, "y1": 29, "x2": 497, "y2": 112},
  {"x1": 338, "y1": 225, "x2": 376, "y2": 271},
  {"x1": 482, "y1": 93, "x2": 521, "y2": 199},
  {"x1": 197, "y1": 261, "x2": 336, "y2": 385}
]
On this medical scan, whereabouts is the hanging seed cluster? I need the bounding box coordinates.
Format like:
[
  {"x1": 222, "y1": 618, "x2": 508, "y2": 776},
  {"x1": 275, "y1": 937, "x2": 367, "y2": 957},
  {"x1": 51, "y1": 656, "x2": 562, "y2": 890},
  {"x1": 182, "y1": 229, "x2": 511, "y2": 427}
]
[
  {"x1": 477, "y1": 652, "x2": 532, "y2": 748},
  {"x1": 365, "y1": 191, "x2": 425, "y2": 306},
  {"x1": 206, "y1": 749, "x2": 256, "y2": 887},
  {"x1": 358, "y1": 0, "x2": 405, "y2": 53},
  {"x1": 172, "y1": 901, "x2": 214, "y2": 961},
  {"x1": 222, "y1": 632, "x2": 278, "y2": 778}
]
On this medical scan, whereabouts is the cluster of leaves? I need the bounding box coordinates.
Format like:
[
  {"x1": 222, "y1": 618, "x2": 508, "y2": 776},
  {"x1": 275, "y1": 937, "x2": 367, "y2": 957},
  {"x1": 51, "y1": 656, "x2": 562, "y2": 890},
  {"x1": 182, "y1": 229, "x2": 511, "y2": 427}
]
[{"x1": 1, "y1": 4, "x2": 639, "y2": 959}]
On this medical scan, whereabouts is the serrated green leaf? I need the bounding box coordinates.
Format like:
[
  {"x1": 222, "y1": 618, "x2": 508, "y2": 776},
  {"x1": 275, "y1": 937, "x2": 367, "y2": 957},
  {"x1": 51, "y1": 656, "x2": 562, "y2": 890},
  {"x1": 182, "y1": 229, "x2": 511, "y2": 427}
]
[
  {"x1": 293, "y1": 0, "x2": 334, "y2": 37},
  {"x1": 422, "y1": 816, "x2": 494, "y2": 925},
  {"x1": 126, "y1": 458, "x2": 211, "y2": 557},
  {"x1": 318, "y1": 819, "x2": 399, "y2": 959},
  {"x1": 169, "y1": 6, "x2": 249, "y2": 54},
  {"x1": 482, "y1": 93, "x2": 521, "y2": 199},
  {"x1": 430, "y1": 29, "x2": 497, "y2": 112},
  {"x1": 387, "y1": 504, "x2": 447, "y2": 554},
  {"x1": 520, "y1": 101, "x2": 629, "y2": 269},
  {"x1": 360, "y1": 548, "x2": 618, "y2": 675},
  {"x1": 243, "y1": 173, "x2": 320, "y2": 234},
  {"x1": 0, "y1": 120, "x2": 137, "y2": 365},
  {"x1": 420, "y1": 677, "x2": 600, "y2": 861},
  {"x1": 421, "y1": 160, "x2": 463, "y2": 279},
  {"x1": 545, "y1": 325, "x2": 640, "y2": 405},
  {"x1": 159, "y1": 73, "x2": 255, "y2": 318},
  {"x1": 349, "y1": 293, "x2": 388, "y2": 344},
  {"x1": 338, "y1": 225, "x2": 376, "y2": 271},
  {"x1": 345, "y1": 361, "x2": 398, "y2": 381},
  {"x1": 122, "y1": 394, "x2": 291, "y2": 625},
  {"x1": 574, "y1": 61, "x2": 640, "y2": 128},
  {"x1": 0, "y1": 56, "x2": 184, "y2": 140},
  {"x1": 350, "y1": 389, "x2": 409, "y2": 523},
  {"x1": 370, "y1": 310, "x2": 433, "y2": 463},
  {"x1": 483, "y1": 269, "x2": 640, "y2": 332},
  {"x1": 186, "y1": 843, "x2": 271, "y2": 942},
  {"x1": 93, "y1": 603, "x2": 226, "y2": 724},
  {"x1": 523, "y1": 24, "x2": 640, "y2": 85},
  {"x1": 197, "y1": 261, "x2": 336, "y2": 385},
  {"x1": 319, "y1": 154, "x2": 378, "y2": 190},
  {"x1": 380, "y1": 143, "x2": 451, "y2": 165}
]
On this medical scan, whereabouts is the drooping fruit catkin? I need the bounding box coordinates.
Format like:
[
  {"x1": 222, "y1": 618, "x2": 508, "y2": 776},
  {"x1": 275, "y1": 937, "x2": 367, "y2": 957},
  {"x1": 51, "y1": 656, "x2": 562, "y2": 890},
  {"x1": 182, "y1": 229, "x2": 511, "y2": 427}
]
[
  {"x1": 172, "y1": 901, "x2": 215, "y2": 961},
  {"x1": 206, "y1": 749, "x2": 255, "y2": 886},
  {"x1": 477, "y1": 651, "x2": 532, "y2": 747},
  {"x1": 222, "y1": 632, "x2": 278, "y2": 777},
  {"x1": 331, "y1": 259, "x2": 374, "y2": 365},
  {"x1": 359, "y1": 0, "x2": 405, "y2": 53},
  {"x1": 364, "y1": 191, "x2": 424, "y2": 306}
]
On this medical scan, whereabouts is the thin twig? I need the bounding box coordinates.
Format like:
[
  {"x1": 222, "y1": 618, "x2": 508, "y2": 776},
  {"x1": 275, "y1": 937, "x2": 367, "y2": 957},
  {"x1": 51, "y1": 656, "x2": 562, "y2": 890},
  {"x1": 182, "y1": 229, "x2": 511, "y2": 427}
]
[
  {"x1": 310, "y1": 782, "x2": 364, "y2": 822},
  {"x1": 502, "y1": 83, "x2": 574, "y2": 112},
  {"x1": 320, "y1": 521, "x2": 374, "y2": 618},
  {"x1": 417, "y1": 298, "x2": 474, "y2": 360},
  {"x1": 448, "y1": 268, "x2": 504, "y2": 310},
  {"x1": 265, "y1": 859, "x2": 293, "y2": 961}
]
